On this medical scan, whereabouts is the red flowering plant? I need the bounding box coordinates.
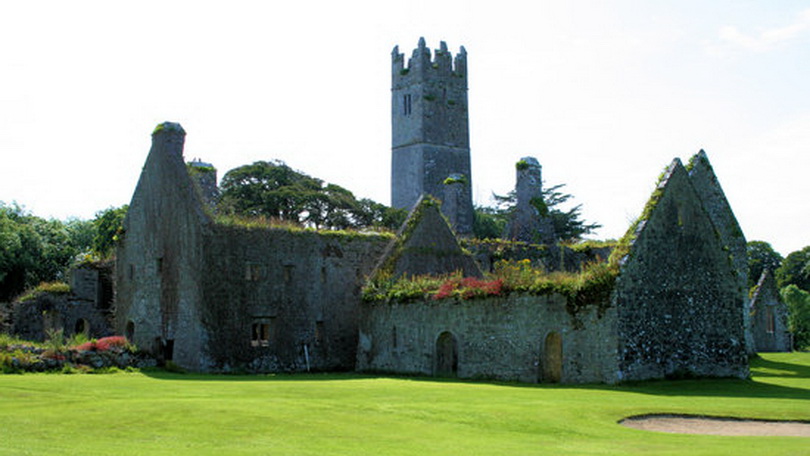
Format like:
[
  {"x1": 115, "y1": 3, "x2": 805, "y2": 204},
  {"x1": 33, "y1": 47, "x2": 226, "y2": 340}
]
[
  {"x1": 433, "y1": 276, "x2": 503, "y2": 300},
  {"x1": 74, "y1": 336, "x2": 133, "y2": 353}
]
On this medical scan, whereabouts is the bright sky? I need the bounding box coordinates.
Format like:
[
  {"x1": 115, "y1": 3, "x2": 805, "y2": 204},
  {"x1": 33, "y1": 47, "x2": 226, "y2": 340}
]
[{"x1": 1, "y1": 1, "x2": 808, "y2": 255}]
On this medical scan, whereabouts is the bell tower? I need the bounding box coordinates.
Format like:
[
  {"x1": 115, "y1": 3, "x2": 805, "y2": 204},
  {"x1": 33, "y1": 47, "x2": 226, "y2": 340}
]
[{"x1": 391, "y1": 38, "x2": 473, "y2": 234}]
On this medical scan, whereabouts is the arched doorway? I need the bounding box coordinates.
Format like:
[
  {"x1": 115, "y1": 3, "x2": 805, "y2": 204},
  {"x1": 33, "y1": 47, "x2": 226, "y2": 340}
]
[
  {"x1": 435, "y1": 331, "x2": 458, "y2": 377},
  {"x1": 125, "y1": 321, "x2": 135, "y2": 341},
  {"x1": 542, "y1": 332, "x2": 563, "y2": 383},
  {"x1": 74, "y1": 318, "x2": 90, "y2": 337}
]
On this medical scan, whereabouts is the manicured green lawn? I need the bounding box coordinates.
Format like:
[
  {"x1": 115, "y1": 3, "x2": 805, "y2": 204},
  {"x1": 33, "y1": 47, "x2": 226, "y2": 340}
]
[{"x1": 0, "y1": 353, "x2": 808, "y2": 455}]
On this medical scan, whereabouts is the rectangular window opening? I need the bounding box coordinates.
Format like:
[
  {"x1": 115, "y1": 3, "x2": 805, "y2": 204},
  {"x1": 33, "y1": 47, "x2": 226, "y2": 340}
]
[
  {"x1": 283, "y1": 265, "x2": 294, "y2": 284},
  {"x1": 251, "y1": 321, "x2": 272, "y2": 347},
  {"x1": 245, "y1": 263, "x2": 262, "y2": 281}
]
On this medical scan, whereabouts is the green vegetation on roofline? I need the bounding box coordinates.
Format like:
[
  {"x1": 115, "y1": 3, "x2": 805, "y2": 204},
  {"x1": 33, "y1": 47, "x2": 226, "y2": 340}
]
[
  {"x1": 562, "y1": 239, "x2": 618, "y2": 253},
  {"x1": 152, "y1": 122, "x2": 184, "y2": 135},
  {"x1": 213, "y1": 214, "x2": 394, "y2": 240},
  {"x1": 372, "y1": 196, "x2": 452, "y2": 278},
  {"x1": 684, "y1": 150, "x2": 712, "y2": 173},
  {"x1": 608, "y1": 164, "x2": 672, "y2": 268},
  {"x1": 515, "y1": 159, "x2": 530, "y2": 171},
  {"x1": 442, "y1": 175, "x2": 467, "y2": 185},
  {"x1": 17, "y1": 281, "x2": 71, "y2": 302},
  {"x1": 186, "y1": 163, "x2": 216, "y2": 175},
  {"x1": 364, "y1": 258, "x2": 619, "y2": 321}
]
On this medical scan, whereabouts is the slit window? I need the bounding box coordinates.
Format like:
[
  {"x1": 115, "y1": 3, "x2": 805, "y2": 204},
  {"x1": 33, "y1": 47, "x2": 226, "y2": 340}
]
[{"x1": 403, "y1": 94, "x2": 412, "y2": 116}]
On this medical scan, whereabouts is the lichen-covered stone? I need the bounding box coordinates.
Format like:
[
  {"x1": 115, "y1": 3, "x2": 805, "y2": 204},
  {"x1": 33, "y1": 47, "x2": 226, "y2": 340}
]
[{"x1": 614, "y1": 159, "x2": 748, "y2": 381}]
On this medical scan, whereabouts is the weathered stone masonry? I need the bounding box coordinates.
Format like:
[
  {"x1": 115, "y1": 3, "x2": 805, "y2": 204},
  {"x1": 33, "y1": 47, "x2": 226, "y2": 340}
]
[{"x1": 116, "y1": 123, "x2": 390, "y2": 372}]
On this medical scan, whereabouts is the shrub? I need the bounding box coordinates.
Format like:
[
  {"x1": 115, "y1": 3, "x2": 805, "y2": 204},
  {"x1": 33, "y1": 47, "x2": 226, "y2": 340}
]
[
  {"x1": 433, "y1": 276, "x2": 503, "y2": 300},
  {"x1": 18, "y1": 281, "x2": 71, "y2": 302},
  {"x1": 73, "y1": 336, "x2": 134, "y2": 353}
]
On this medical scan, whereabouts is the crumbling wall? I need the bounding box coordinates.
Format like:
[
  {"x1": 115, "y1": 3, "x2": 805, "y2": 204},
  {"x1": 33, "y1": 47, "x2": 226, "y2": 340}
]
[
  {"x1": 357, "y1": 293, "x2": 618, "y2": 384},
  {"x1": 115, "y1": 123, "x2": 208, "y2": 369},
  {"x1": 750, "y1": 270, "x2": 791, "y2": 352},
  {"x1": 200, "y1": 226, "x2": 389, "y2": 372},
  {"x1": 11, "y1": 293, "x2": 111, "y2": 341},
  {"x1": 614, "y1": 160, "x2": 748, "y2": 381}
]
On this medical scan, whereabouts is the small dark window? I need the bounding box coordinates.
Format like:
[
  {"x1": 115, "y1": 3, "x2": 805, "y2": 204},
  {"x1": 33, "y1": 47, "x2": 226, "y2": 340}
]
[
  {"x1": 156, "y1": 257, "x2": 163, "y2": 273},
  {"x1": 392, "y1": 326, "x2": 398, "y2": 348},
  {"x1": 125, "y1": 321, "x2": 135, "y2": 341},
  {"x1": 283, "y1": 265, "x2": 294, "y2": 284},
  {"x1": 403, "y1": 94, "x2": 412, "y2": 116},
  {"x1": 766, "y1": 307, "x2": 775, "y2": 334},
  {"x1": 128, "y1": 264, "x2": 135, "y2": 280},
  {"x1": 245, "y1": 263, "x2": 262, "y2": 281},
  {"x1": 251, "y1": 321, "x2": 273, "y2": 347},
  {"x1": 320, "y1": 266, "x2": 327, "y2": 283}
]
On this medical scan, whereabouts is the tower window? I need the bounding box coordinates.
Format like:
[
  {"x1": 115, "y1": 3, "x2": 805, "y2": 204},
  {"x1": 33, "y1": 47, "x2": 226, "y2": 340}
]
[{"x1": 403, "y1": 94, "x2": 412, "y2": 116}]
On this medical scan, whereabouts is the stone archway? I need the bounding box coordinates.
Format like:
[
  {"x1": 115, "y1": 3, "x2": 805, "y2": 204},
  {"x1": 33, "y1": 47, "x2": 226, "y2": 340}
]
[
  {"x1": 542, "y1": 332, "x2": 563, "y2": 383},
  {"x1": 125, "y1": 320, "x2": 135, "y2": 341},
  {"x1": 74, "y1": 318, "x2": 90, "y2": 337},
  {"x1": 435, "y1": 331, "x2": 458, "y2": 377}
]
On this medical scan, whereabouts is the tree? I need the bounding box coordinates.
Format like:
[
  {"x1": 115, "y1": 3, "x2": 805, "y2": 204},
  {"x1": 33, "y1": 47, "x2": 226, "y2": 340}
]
[
  {"x1": 476, "y1": 184, "x2": 600, "y2": 242},
  {"x1": 218, "y1": 161, "x2": 405, "y2": 231},
  {"x1": 472, "y1": 206, "x2": 506, "y2": 240},
  {"x1": 92, "y1": 205, "x2": 128, "y2": 258},
  {"x1": 781, "y1": 285, "x2": 810, "y2": 350},
  {"x1": 776, "y1": 246, "x2": 810, "y2": 291},
  {"x1": 0, "y1": 202, "x2": 83, "y2": 301},
  {"x1": 747, "y1": 241, "x2": 783, "y2": 288}
]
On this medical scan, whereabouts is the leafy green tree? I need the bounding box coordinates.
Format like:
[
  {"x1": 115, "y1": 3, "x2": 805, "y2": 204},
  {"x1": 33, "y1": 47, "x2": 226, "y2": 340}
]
[
  {"x1": 472, "y1": 206, "x2": 506, "y2": 240},
  {"x1": 776, "y1": 246, "x2": 810, "y2": 291},
  {"x1": 0, "y1": 202, "x2": 84, "y2": 301},
  {"x1": 781, "y1": 285, "x2": 810, "y2": 350},
  {"x1": 747, "y1": 241, "x2": 783, "y2": 288},
  {"x1": 218, "y1": 161, "x2": 404, "y2": 231},
  {"x1": 92, "y1": 205, "x2": 128, "y2": 258},
  {"x1": 477, "y1": 184, "x2": 600, "y2": 242},
  {"x1": 354, "y1": 198, "x2": 408, "y2": 231}
]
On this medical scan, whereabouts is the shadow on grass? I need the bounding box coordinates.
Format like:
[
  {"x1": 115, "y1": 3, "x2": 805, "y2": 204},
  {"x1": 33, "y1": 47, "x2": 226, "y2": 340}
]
[
  {"x1": 749, "y1": 356, "x2": 810, "y2": 378},
  {"x1": 137, "y1": 358, "x2": 810, "y2": 401}
]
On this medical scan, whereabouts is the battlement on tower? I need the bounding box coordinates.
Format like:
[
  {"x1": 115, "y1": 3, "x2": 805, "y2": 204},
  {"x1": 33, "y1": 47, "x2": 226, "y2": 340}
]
[{"x1": 392, "y1": 37, "x2": 467, "y2": 83}]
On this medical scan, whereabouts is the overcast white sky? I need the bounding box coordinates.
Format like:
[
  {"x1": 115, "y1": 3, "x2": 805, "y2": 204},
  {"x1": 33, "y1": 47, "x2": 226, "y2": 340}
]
[{"x1": 1, "y1": 1, "x2": 808, "y2": 255}]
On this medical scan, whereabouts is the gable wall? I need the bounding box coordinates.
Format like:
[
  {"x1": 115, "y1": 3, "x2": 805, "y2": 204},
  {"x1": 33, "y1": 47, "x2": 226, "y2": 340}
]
[{"x1": 615, "y1": 164, "x2": 748, "y2": 381}]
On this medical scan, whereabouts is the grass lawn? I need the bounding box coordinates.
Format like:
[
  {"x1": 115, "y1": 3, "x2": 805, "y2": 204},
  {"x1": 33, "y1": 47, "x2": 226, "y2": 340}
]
[{"x1": 0, "y1": 352, "x2": 808, "y2": 455}]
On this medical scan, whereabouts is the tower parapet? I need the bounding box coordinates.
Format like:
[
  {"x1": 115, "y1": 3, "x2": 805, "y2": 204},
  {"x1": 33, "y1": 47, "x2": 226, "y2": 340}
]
[{"x1": 391, "y1": 38, "x2": 473, "y2": 235}]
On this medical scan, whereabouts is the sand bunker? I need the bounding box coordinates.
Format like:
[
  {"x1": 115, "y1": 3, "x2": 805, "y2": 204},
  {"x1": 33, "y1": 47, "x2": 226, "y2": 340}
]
[{"x1": 620, "y1": 414, "x2": 810, "y2": 437}]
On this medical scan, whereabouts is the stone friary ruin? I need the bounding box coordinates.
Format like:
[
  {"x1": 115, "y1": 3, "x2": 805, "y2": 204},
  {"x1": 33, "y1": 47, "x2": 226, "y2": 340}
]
[{"x1": 11, "y1": 39, "x2": 792, "y2": 382}]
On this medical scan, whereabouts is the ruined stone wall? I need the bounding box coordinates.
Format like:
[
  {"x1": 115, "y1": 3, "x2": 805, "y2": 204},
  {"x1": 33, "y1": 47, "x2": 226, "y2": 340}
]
[
  {"x1": 687, "y1": 150, "x2": 753, "y2": 354},
  {"x1": 11, "y1": 293, "x2": 111, "y2": 341},
  {"x1": 614, "y1": 161, "x2": 748, "y2": 381},
  {"x1": 464, "y1": 239, "x2": 613, "y2": 274},
  {"x1": 750, "y1": 271, "x2": 791, "y2": 352},
  {"x1": 200, "y1": 226, "x2": 389, "y2": 372},
  {"x1": 115, "y1": 124, "x2": 209, "y2": 370},
  {"x1": 357, "y1": 293, "x2": 618, "y2": 384}
]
